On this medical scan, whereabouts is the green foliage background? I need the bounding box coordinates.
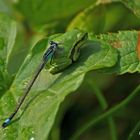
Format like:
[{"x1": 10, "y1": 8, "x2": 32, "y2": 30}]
[{"x1": 0, "y1": 0, "x2": 140, "y2": 140}]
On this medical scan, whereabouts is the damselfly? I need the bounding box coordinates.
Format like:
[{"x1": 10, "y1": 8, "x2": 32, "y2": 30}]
[{"x1": 2, "y1": 41, "x2": 58, "y2": 128}]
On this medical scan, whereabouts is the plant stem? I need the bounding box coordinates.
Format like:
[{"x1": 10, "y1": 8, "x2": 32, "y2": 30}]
[
  {"x1": 88, "y1": 80, "x2": 117, "y2": 140},
  {"x1": 69, "y1": 84, "x2": 140, "y2": 140},
  {"x1": 127, "y1": 120, "x2": 140, "y2": 140}
]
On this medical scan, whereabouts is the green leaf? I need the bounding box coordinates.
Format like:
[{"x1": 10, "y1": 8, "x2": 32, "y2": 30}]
[
  {"x1": 15, "y1": 0, "x2": 97, "y2": 26},
  {"x1": 0, "y1": 12, "x2": 16, "y2": 93},
  {"x1": 0, "y1": 33, "x2": 118, "y2": 139},
  {"x1": 122, "y1": 0, "x2": 140, "y2": 18},
  {"x1": 97, "y1": 31, "x2": 140, "y2": 74},
  {"x1": 7, "y1": 24, "x2": 31, "y2": 75},
  {"x1": 0, "y1": 13, "x2": 16, "y2": 64},
  {"x1": 67, "y1": 2, "x2": 140, "y2": 33}
]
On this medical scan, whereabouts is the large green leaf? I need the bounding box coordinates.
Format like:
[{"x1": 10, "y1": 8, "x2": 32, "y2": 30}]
[
  {"x1": 0, "y1": 13, "x2": 16, "y2": 94},
  {"x1": 7, "y1": 24, "x2": 32, "y2": 75},
  {"x1": 0, "y1": 0, "x2": 139, "y2": 139},
  {"x1": 15, "y1": 0, "x2": 97, "y2": 26},
  {"x1": 1, "y1": 29, "x2": 140, "y2": 139},
  {"x1": 0, "y1": 33, "x2": 118, "y2": 139},
  {"x1": 97, "y1": 31, "x2": 140, "y2": 74},
  {"x1": 67, "y1": 2, "x2": 140, "y2": 33}
]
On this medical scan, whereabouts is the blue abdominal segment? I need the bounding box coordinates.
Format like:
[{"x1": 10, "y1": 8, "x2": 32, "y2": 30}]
[{"x1": 2, "y1": 118, "x2": 11, "y2": 128}]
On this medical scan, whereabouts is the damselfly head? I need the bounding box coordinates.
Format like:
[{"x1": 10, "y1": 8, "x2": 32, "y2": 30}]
[{"x1": 49, "y1": 41, "x2": 58, "y2": 46}]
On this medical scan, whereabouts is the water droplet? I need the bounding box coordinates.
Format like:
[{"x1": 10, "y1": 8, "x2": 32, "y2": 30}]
[{"x1": 0, "y1": 37, "x2": 5, "y2": 50}]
